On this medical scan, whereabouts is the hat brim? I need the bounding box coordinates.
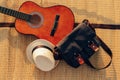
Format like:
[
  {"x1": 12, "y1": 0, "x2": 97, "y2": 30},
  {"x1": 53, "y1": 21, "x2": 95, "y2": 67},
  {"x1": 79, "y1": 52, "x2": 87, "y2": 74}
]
[{"x1": 26, "y1": 39, "x2": 59, "y2": 67}]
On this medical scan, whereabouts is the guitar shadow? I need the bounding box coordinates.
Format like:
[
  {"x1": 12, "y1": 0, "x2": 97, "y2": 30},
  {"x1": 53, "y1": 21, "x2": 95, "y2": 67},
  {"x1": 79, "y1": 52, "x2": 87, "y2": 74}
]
[
  {"x1": 7, "y1": 28, "x2": 37, "y2": 64},
  {"x1": 70, "y1": 7, "x2": 115, "y2": 24},
  {"x1": 41, "y1": 2, "x2": 116, "y2": 24},
  {"x1": 0, "y1": 28, "x2": 10, "y2": 41}
]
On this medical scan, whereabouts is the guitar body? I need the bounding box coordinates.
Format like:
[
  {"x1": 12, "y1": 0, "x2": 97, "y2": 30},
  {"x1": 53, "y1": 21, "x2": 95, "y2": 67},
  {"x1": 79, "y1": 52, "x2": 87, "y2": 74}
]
[{"x1": 15, "y1": 1, "x2": 74, "y2": 45}]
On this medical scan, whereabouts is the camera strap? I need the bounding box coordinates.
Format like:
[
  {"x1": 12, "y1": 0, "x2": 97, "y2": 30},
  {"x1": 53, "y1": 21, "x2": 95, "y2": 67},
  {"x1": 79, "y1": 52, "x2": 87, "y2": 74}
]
[
  {"x1": 83, "y1": 36, "x2": 112, "y2": 70},
  {"x1": 77, "y1": 20, "x2": 112, "y2": 70}
]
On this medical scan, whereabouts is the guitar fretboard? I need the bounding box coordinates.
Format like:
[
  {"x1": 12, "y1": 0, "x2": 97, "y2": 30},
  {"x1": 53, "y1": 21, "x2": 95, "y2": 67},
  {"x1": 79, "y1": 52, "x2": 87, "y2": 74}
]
[{"x1": 0, "y1": 6, "x2": 32, "y2": 22}]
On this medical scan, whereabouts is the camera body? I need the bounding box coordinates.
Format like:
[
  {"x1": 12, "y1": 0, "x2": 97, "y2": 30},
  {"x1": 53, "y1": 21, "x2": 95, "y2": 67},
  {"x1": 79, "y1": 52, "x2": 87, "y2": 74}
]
[{"x1": 55, "y1": 22, "x2": 100, "y2": 68}]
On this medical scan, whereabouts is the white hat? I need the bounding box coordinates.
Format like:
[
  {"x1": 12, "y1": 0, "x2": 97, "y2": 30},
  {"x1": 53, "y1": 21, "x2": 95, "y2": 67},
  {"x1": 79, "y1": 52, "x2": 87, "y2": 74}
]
[{"x1": 26, "y1": 39, "x2": 59, "y2": 71}]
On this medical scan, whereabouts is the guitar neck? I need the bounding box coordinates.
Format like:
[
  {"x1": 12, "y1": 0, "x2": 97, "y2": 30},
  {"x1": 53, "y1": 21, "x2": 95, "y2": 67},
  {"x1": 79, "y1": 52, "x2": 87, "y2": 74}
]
[{"x1": 0, "y1": 6, "x2": 31, "y2": 22}]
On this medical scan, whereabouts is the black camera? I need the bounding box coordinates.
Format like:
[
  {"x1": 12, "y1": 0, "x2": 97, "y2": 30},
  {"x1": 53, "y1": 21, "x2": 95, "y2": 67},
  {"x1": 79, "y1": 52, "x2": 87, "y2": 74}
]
[{"x1": 54, "y1": 20, "x2": 112, "y2": 69}]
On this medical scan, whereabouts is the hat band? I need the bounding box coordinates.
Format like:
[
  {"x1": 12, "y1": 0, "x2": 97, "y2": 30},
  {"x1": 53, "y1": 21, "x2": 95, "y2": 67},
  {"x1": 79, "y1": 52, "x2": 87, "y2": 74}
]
[{"x1": 32, "y1": 45, "x2": 53, "y2": 54}]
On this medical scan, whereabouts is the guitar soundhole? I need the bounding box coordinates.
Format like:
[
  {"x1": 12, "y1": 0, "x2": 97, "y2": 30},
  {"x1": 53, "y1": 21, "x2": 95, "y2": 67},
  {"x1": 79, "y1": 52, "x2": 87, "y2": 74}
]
[
  {"x1": 30, "y1": 14, "x2": 41, "y2": 25},
  {"x1": 28, "y1": 12, "x2": 44, "y2": 28}
]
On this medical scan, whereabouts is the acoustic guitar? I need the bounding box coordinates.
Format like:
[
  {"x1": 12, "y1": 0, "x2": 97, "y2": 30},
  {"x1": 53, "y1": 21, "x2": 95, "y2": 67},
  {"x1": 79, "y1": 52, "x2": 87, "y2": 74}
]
[{"x1": 0, "y1": 1, "x2": 74, "y2": 44}]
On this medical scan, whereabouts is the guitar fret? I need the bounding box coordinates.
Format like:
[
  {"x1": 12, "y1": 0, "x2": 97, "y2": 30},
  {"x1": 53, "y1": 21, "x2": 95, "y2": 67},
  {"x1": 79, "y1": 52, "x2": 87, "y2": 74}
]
[
  {"x1": 8, "y1": 9, "x2": 12, "y2": 16},
  {"x1": 20, "y1": 13, "x2": 23, "y2": 19},
  {"x1": 0, "y1": 7, "x2": 4, "y2": 13},
  {"x1": 2, "y1": 7, "x2": 6, "y2": 14},
  {"x1": 21, "y1": 13, "x2": 25, "y2": 20},
  {"x1": 0, "y1": 7, "x2": 1, "y2": 11},
  {"x1": 14, "y1": 11, "x2": 18, "y2": 17},
  {"x1": 6, "y1": 9, "x2": 9, "y2": 13},
  {"x1": 21, "y1": 13, "x2": 26, "y2": 20},
  {"x1": 11, "y1": 10, "x2": 14, "y2": 16},
  {"x1": 16, "y1": 12, "x2": 19, "y2": 18},
  {"x1": 15, "y1": 11, "x2": 20, "y2": 18},
  {"x1": 17, "y1": 12, "x2": 21, "y2": 19},
  {"x1": 13, "y1": 10, "x2": 16, "y2": 17},
  {"x1": 10, "y1": 10, "x2": 14, "y2": 16},
  {"x1": 1, "y1": 8, "x2": 4, "y2": 12},
  {"x1": 0, "y1": 7, "x2": 3, "y2": 12},
  {"x1": 20, "y1": 13, "x2": 24, "y2": 19},
  {"x1": 24, "y1": 14, "x2": 29, "y2": 21}
]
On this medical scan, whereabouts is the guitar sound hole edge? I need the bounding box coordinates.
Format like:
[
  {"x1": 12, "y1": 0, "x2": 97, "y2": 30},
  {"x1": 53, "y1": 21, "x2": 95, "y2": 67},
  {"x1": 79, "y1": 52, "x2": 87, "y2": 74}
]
[{"x1": 28, "y1": 12, "x2": 44, "y2": 28}]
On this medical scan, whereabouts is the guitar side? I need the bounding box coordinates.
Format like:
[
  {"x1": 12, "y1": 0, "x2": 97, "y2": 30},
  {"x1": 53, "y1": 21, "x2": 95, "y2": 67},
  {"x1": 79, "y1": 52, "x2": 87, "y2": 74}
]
[{"x1": 15, "y1": 1, "x2": 74, "y2": 45}]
